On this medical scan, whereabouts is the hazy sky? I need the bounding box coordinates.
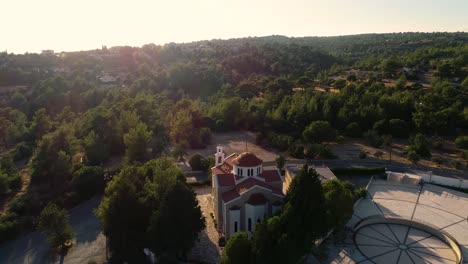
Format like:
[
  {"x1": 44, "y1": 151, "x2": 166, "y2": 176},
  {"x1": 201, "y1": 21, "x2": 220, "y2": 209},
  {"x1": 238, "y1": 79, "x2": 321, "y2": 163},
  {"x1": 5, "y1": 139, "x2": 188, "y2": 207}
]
[{"x1": 2, "y1": 0, "x2": 467, "y2": 54}]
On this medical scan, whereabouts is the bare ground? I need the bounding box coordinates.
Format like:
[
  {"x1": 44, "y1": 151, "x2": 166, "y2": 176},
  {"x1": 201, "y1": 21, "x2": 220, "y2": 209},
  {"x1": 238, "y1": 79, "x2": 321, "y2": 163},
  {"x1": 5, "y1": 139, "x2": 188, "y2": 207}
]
[
  {"x1": 188, "y1": 186, "x2": 221, "y2": 264},
  {"x1": 185, "y1": 131, "x2": 278, "y2": 163},
  {"x1": 330, "y1": 138, "x2": 467, "y2": 174}
]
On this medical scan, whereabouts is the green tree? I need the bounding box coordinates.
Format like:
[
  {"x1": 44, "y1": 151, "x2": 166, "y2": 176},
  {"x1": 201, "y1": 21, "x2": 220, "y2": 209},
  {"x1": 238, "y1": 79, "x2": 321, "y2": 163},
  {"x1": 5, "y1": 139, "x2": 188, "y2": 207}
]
[
  {"x1": 281, "y1": 165, "x2": 328, "y2": 262},
  {"x1": 71, "y1": 166, "x2": 104, "y2": 199},
  {"x1": 84, "y1": 131, "x2": 109, "y2": 165},
  {"x1": 454, "y1": 136, "x2": 468, "y2": 149},
  {"x1": 123, "y1": 122, "x2": 153, "y2": 162},
  {"x1": 97, "y1": 158, "x2": 202, "y2": 262},
  {"x1": 30, "y1": 108, "x2": 52, "y2": 142},
  {"x1": 374, "y1": 151, "x2": 384, "y2": 159},
  {"x1": 334, "y1": 79, "x2": 347, "y2": 89},
  {"x1": 119, "y1": 110, "x2": 141, "y2": 134},
  {"x1": 395, "y1": 74, "x2": 407, "y2": 89},
  {"x1": 303, "y1": 121, "x2": 336, "y2": 143},
  {"x1": 345, "y1": 122, "x2": 362, "y2": 138},
  {"x1": 36, "y1": 203, "x2": 74, "y2": 249},
  {"x1": 171, "y1": 145, "x2": 187, "y2": 161},
  {"x1": 188, "y1": 153, "x2": 207, "y2": 171},
  {"x1": 275, "y1": 155, "x2": 285, "y2": 174},
  {"x1": 408, "y1": 150, "x2": 420, "y2": 163},
  {"x1": 0, "y1": 171, "x2": 11, "y2": 195},
  {"x1": 322, "y1": 180, "x2": 355, "y2": 228},
  {"x1": 31, "y1": 127, "x2": 75, "y2": 186},
  {"x1": 96, "y1": 166, "x2": 149, "y2": 262},
  {"x1": 147, "y1": 182, "x2": 205, "y2": 262},
  {"x1": 221, "y1": 232, "x2": 253, "y2": 264},
  {"x1": 409, "y1": 133, "x2": 431, "y2": 158}
]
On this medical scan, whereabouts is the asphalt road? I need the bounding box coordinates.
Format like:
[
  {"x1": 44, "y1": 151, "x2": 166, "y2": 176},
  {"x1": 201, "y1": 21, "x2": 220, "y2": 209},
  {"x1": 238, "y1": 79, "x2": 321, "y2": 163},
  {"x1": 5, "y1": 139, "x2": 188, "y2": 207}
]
[
  {"x1": 278, "y1": 159, "x2": 468, "y2": 180},
  {"x1": 0, "y1": 196, "x2": 106, "y2": 264}
]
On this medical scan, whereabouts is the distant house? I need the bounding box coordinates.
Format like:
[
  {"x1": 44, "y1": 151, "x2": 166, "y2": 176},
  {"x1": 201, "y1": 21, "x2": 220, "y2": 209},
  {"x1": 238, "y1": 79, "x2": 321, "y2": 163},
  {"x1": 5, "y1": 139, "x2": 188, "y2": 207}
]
[
  {"x1": 41, "y1": 50, "x2": 54, "y2": 56},
  {"x1": 98, "y1": 73, "x2": 117, "y2": 84},
  {"x1": 211, "y1": 146, "x2": 284, "y2": 239}
]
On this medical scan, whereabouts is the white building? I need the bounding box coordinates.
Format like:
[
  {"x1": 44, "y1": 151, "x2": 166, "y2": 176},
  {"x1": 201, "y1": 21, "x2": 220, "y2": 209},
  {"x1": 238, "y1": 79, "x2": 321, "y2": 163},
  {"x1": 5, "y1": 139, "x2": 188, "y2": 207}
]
[{"x1": 211, "y1": 146, "x2": 284, "y2": 239}]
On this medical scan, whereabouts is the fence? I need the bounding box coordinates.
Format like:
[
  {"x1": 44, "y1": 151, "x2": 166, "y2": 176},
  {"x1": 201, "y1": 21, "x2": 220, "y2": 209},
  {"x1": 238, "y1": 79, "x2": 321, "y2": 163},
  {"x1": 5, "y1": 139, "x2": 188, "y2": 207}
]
[{"x1": 387, "y1": 171, "x2": 468, "y2": 189}]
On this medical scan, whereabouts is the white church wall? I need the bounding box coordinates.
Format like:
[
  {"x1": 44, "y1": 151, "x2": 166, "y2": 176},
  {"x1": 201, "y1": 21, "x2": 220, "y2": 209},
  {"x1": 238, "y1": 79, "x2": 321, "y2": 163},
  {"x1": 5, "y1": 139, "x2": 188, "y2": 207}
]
[{"x1": 229, "y1": 208, "x2": 241, "y2": 238}]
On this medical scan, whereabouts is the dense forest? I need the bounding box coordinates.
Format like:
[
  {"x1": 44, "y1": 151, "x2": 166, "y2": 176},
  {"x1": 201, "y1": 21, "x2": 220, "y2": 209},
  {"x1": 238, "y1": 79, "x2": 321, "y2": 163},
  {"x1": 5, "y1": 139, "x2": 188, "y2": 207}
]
[{"x1": 0, "y1": 32, "x2": 467, "y2": 261}]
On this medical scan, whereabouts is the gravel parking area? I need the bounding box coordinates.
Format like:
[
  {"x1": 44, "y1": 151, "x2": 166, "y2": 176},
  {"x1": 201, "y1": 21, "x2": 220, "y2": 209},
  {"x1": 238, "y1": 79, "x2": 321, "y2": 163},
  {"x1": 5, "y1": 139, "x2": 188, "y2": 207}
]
[{"x1": 188, "y1": 186, "x2": 221, "y2": 264}]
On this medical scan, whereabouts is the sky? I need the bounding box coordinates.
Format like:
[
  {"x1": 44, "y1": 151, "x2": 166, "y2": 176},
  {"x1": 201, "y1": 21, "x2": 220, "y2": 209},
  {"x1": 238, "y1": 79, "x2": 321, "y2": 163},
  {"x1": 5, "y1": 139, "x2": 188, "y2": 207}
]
[{"x1": 2, "y1": 0, "x2": 468, "y2": 54}]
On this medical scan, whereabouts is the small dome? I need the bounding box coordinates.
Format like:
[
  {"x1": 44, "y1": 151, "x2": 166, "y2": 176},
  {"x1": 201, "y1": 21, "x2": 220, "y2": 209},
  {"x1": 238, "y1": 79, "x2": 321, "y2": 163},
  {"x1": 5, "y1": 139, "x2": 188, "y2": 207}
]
[{"x1": 232, "y1": 152, "x2": 263, "y2": 167}]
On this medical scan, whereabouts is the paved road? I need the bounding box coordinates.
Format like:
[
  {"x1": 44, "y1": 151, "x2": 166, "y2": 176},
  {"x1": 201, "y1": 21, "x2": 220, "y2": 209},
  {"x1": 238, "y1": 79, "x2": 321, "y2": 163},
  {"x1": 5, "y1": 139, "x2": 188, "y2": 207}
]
[
  {"x1": 0, "y1": 196, "x2": 106, "y2": 264},
  {"x1": 276, "y1": 159, "x2": 468, "y2": 180}
]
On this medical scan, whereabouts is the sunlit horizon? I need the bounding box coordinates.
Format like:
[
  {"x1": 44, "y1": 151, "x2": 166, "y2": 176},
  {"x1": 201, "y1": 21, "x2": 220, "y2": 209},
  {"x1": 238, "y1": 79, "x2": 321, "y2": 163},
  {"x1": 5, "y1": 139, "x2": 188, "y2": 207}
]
[{"x1": 2, "y1": 0, "x2": 468, "y2": 54}]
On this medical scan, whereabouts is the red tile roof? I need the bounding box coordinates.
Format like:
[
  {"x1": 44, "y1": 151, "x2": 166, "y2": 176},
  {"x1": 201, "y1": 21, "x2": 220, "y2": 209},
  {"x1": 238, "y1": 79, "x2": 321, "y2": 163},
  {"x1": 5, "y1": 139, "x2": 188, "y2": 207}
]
[
  {"x1": 224, "y1": 154, "x2": 238, "y2": 166},
  {"x1": 247, "y1": 193, "x2": 267, "y2": 205},
  {"x1": 222, "y1": 178, "x2": 284, "y2": 203},
  {"x1": 216, "y1": 174, "x2": 235, "y2": 186},
  {"x1": 222, "y1": 189, "x2": 240, "y2": 202},
  {"x1": 232, "y1": 152, "x2": 263, "y2": 167},
  {"x1": 258, "y1": 170, "x2": 282, "y2": 182}
]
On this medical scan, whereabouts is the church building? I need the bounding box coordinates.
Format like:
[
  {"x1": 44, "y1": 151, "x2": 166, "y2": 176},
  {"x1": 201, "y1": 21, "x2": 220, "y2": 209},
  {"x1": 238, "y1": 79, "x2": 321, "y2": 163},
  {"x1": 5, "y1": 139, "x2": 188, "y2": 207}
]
[{"x1": 211, "y1": 146, "x2": 284, "y2": 239}]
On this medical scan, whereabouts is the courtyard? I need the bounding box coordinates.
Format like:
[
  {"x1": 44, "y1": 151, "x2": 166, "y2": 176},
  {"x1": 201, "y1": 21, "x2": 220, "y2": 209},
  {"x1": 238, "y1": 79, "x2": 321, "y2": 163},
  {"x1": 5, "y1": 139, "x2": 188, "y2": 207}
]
[{"x1": 327, "y1": 176, "x2": 468, "y2": 264}]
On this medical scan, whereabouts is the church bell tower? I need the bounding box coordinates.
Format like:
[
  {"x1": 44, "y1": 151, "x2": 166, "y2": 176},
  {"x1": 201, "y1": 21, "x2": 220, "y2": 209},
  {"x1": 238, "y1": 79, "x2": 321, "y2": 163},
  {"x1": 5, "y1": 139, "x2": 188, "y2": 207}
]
[{"x1": 215, "y1": 146, "x2": 225, "y2": 166}]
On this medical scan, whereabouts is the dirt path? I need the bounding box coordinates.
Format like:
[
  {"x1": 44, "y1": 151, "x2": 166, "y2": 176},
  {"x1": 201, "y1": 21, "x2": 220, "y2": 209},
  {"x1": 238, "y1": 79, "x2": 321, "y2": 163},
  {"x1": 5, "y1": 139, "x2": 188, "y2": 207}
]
[
  {"x1": 188, "y1": 186, "x2": 222, "y2": 264},
  {"x1": 0, "y1": 196, "x2": 106, "y2": 264}
]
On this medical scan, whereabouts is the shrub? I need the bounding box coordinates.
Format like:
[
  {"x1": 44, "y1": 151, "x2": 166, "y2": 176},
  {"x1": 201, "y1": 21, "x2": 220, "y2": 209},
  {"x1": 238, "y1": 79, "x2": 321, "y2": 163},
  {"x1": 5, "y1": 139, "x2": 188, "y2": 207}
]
[
  {"x1": 71, "y1": 166, "x2": 105, "y2": 199},
  {"x1": 331, "y1": 167, "x2": 385, "y2": 176},
  {"x1": 13, "y1": 142, "x2": 33, "y2": 161},
  {"x1": 221, "y1": 232, "x2": 252, "y2": 264},
  {"x1": 432, "y1": 157, "x2": 445, "y2": 166},
  {"x1": 303, "y1": 121, "x2": 337, "y2": 143},
  {"x1": 9, "y1": 196, "x2": 27, "y2": 214},
  {"x1": 463, "y1": 150, "x2": 468, "y2": 160},
  {"x1": 317, "y1": 145, "x2": 337, "y2": 159},
  {"x1": 0, "y1": 172, "x2": 10, "y2": 196},
  {"x1": 37, "y1": 203, "x2": 74, "y2": 249},
  {"x1": 374, "y1": 151, "x2": 384, "y2": 159},
  {"x1": 364, "y1": 130, "x2": 383, "y2": 147},
  {"x1": 451, "y1": 160, "x2": 463, "y2": 170},
  {"x1": 356, "y1": 188, "x2": 367, "y2": 198},
  {"x1": 8, "y1": 173, "x2": 21, "y2": 191},
  {"x1": 388, "y1": 119, "x2": 409, "y2": 138},
  {"x1": 372, "y1": 119, "x2": 389, "y2": 135},
  {"x1": 407, "y1": 150, "x2": 420, "y2": 163},
  {"x1": 188, "y1": 154, "x2": 206, "y2": 171},
  {"x1": 358, "y1": 151, "x2": 367, "y2": 159},
  {"x1": 268, "y1": 133, "x2": 294, "y2": 152},
  {"x1": 345, "y1": 122, "x2": 362, "y2": 138},
  {"x1": 454, "y1": 136, "x2": 468, "y2": 149},
  {"x1": 409, "y1": 134, "x2": 431, "y2": 158},
  {"x1": 0, "y1": 213, "x2": 20, "y2": 244},
  {"x1": 288, "y1": 145, "x2": 304, "y2": 159},
  {"x1": 432, "y1": 141, "x2": 444, "y2": 150}
]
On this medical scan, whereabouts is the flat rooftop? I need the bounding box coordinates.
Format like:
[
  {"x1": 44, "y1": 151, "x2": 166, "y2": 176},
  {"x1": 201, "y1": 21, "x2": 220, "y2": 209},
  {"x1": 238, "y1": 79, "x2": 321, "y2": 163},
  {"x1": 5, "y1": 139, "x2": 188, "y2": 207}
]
[{"x1": 328, "y1": 178, "x2": 468, "y2": 264}]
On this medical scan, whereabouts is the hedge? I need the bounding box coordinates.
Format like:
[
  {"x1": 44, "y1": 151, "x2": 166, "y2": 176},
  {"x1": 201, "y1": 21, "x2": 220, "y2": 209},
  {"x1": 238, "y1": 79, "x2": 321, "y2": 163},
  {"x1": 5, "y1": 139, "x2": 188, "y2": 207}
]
[{"x1": 331, "y1": 167, "x2": 385, "y2": 176}]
